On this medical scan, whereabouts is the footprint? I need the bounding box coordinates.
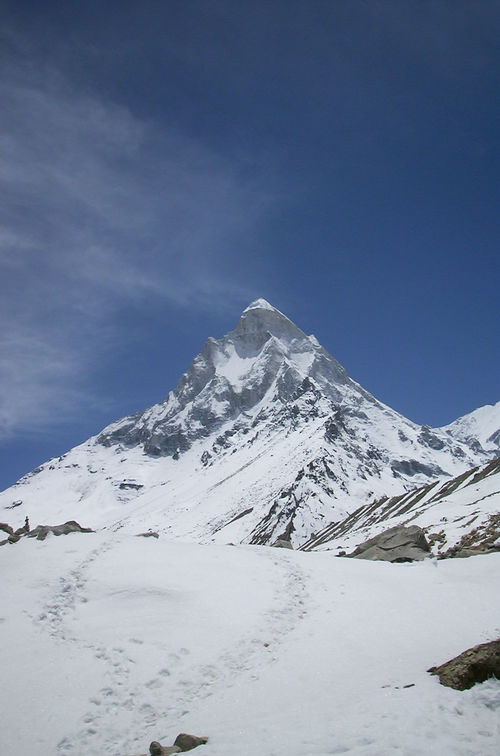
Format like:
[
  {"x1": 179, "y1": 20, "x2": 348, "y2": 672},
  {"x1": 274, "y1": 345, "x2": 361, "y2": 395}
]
[
  {"x1": 139, "y1": 703, "x2": 157, "y2": 723},
  {"x1": 201, "y1": 665, "x2": 218, "y2": 680},
  {"x1": 145, "y1": 678, "x2": 163, "y2": 689}
]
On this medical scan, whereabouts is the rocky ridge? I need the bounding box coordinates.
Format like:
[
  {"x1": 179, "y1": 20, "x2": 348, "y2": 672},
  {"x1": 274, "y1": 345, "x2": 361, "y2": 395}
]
[{"x1": 301, "y1": 456, "x2": 500, "y2": 554}]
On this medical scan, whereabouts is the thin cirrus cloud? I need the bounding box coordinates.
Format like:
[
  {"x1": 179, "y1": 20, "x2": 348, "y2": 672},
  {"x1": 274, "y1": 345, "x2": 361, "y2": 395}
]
[{"x1": 0, "y1": 56, "x2": 277, "y2": 440}]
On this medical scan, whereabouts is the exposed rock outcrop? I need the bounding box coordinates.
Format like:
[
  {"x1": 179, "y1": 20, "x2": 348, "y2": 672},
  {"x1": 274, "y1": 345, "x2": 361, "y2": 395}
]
[
  {"x1": 428, "y1": 639, "x2": 500, "y2": 690},
  {"x1": 349, "y1": 525, "x2": 431, "y2": 562},
  {"x1": 439, "y1": 511, "x2": 500, "y2": 559},
  {"x1": 0, "y1": 520, "x2": 94, "y2": 546},
  {"x1": 26, "y1": 520, "x2": 94, "y2": 541},
  {"x1": 272, "y1": 539, "x2": 293, "y2": 549}
]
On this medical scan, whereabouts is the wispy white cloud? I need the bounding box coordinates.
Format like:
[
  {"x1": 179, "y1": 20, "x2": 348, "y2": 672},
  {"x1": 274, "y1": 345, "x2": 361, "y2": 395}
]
[{"x1": 0, "y1": 37, "x2": 279, "y2": 439}]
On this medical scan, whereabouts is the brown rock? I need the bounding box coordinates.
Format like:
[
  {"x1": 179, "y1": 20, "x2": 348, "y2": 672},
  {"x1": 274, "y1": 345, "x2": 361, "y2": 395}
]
[
  {"x1": 149, "y1": 743, "x2": 181, "y2": 755},
  {"x1": 173, "y1": 733, "x2": 209, "y2": 751},
  {"x1": 26, "y1": 521, "x2": 94, "y2": 541},
  {"x1": 428, "y1": 638, "x2": 500, "y2": 690}
]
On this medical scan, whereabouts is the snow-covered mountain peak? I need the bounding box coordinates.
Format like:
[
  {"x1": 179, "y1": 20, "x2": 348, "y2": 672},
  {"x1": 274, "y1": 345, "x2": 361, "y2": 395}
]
[
  {"x1": 242, "y1": 297, "x2": 277, "y2": 312},
  {"x1": 441, "y1": 400, "x2": 500, "y2": 453},
  {"x1": 234, "y1": 298, "x2": 309, "y2": 349},
  {"x1": 1, "y1": 300, "x2": 497, "y2": 551}
]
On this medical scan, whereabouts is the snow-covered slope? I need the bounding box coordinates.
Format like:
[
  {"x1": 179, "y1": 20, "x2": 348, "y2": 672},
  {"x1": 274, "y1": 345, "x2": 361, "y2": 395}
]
[
  {"x1": 1, "y1": 533, "x2": 499, "y2": 755},
  {"x1": 301, "y1": 457, "x2": 500, "y2": 555},
  {"x1": 1, "y1": 299, "x2": 498, "y2": 547},
  {"x1": 442, "y1": 401, "x2": 500, "y2": 455}
]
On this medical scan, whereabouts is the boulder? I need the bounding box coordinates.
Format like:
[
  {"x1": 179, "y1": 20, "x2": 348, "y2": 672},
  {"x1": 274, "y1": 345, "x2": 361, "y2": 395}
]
[
  {"x1": 130, "y1": 733, "x2": 208, "y2": 756},
  {"x1": 272, "y1": 539, "x2": 293, "y2": 549},
  {"x1": 428, "y1": 638, "x2": 500, "y2": 690},
  {"x1": 136, "y1": 531, "x2": 160, "y2": 539},
  {"x1": 149, "y1": 743, "x2": 181, "y2": 755},
  {"x1": 0, "y1": 523, "x2": 14, "y2": 536},
  {"x1": 350, "y1": 525, "x2": 431, "y2": 562},
  {"x1": 173, "y1": 733, "x2": 209, "y2": 751}
]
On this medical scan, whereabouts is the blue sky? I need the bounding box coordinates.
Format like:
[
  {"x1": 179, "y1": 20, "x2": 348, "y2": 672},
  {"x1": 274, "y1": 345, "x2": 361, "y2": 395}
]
[{"x1": 1, "y1": 1, "x2": 499, "y2": 490}]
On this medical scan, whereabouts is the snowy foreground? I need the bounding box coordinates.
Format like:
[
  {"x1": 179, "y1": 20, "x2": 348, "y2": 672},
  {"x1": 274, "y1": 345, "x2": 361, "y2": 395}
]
[{"x1": 1, "y1": 534, "x2": 499, "y2": 755}]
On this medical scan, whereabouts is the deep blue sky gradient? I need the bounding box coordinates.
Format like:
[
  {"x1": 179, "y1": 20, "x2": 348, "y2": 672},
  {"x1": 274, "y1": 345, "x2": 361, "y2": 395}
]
[{"x1": 1, "y1": 1, "x2": 499, "y2": 490}]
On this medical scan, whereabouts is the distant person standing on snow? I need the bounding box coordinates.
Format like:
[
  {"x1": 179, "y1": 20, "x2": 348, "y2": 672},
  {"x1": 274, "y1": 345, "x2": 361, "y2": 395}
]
[{"x1": 24, "y1": 515, "x2": 30, "y2": 532}]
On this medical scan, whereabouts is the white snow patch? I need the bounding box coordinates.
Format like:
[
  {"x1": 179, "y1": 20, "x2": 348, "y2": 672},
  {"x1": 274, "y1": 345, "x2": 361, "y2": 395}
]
[{"x1": 1, "y1": 535, "x2": 499, "y2": 755}]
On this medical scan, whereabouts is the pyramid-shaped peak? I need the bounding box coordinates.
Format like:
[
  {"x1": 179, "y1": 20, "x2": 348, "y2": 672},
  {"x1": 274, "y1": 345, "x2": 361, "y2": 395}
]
[
  {"x1": 242, "y1": 298, "x2": 282, "y2": 314},
  {"x1": 236, "y1": 298, "x2": 305, "y2": 343}
]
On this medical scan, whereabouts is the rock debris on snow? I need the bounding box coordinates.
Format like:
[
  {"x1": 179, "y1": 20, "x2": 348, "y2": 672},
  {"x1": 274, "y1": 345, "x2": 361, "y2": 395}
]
[{"x1": 428, "y1": 639, "x2": 500, "y2": 690}]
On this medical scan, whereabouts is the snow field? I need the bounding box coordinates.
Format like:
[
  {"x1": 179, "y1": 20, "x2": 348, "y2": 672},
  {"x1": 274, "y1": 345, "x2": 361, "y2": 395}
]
[{"x1": 1, "y1": 534, "x2": 499, "y2": 755}]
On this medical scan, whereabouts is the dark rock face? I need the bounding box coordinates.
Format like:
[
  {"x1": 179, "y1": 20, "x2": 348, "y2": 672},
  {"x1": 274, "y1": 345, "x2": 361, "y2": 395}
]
[
  {"x1": 428, "y1": 639, "x2": 500, "y2": 690},
  {"x1": 419, "y1": 426, "x2": 445, "y2": 450},
  {"x1": 350, "y1": 525, "x2": 431, "y2": 562},
  {"x1": 136, "y1": 531, "x2": 159, "y2": 539},
  {"x1": 487, "y1": 428, "x2": 500, "y2": 448},
  {"x1": 391, "y1": 459, "x2": 446, "y2": 478}
]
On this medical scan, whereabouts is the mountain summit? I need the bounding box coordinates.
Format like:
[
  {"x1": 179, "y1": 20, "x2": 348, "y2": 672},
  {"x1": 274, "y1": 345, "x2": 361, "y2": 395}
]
[
  {"x1": 235, "y1": 298, "x2": 313, "y2": 345},
  {"x1": 97, "y1": 298, "x2": 351, "y2": 458},
  {"x1": 1, "y1": 300, "x2": 498, "y2": 546}
]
